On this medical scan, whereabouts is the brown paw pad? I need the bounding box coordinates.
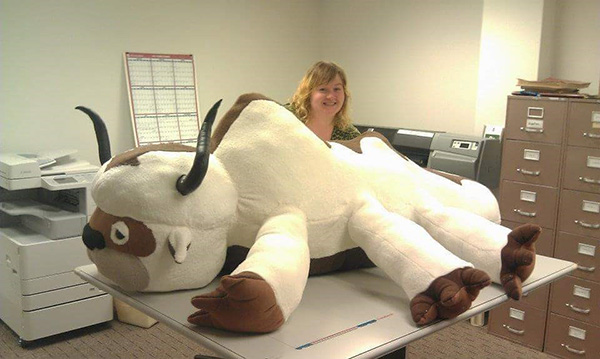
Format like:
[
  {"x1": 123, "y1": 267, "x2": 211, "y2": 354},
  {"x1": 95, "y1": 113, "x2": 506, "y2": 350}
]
[
  {"x1": 187, "y1": 272, "x2": 284, "y2": 333},
  {"x1": 410, "y1": 267, "x2": 490, "y2": 326},
  {"x1": 501, "y1": 224, "x2": 540, "y2": 300}
]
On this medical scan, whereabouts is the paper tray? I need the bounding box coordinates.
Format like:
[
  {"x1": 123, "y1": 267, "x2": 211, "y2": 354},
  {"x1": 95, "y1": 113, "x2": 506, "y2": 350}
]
[{"x1": 0, "y1": 199, "x2": 86, "y2": 239}]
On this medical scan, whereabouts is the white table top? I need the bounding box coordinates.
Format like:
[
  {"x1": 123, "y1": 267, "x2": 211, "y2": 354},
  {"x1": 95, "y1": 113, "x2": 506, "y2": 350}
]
[{"x1": 75, "y1": 255, "x2": 576, "y2": 359}]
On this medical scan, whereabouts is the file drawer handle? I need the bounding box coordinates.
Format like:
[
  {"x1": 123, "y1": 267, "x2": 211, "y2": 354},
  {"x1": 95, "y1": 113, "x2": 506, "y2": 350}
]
[
  {"x1": 577, "y1": 264, "x2": 596, "y2": 272},
  {"x1": 502, "y1": 324, "x2": 524, "y2": 335},
  {"x1": 520, "y1": 127, "x2": 544, "y2": 133},
  {"x1": 584, "y1": 132, "x2": 600, "y2": 139},
  {"x1": 561, "y1": 344, "x2": 585, "y2": 355},
  {"x1": 514, "y1": 209, "x2": 536, "y2": 217},
  {"x1": 566, "y1": 303, "x2": 591, "y2": 314},
  {"x1": 575, "y1": 220, "x2": 600, "y2": 229},
  {"x1": 579, "y1": 176, "x2": 600, "y2": 184},
  {"x1": 517, "y1": 168, "x2": 540, "y2": 176}
]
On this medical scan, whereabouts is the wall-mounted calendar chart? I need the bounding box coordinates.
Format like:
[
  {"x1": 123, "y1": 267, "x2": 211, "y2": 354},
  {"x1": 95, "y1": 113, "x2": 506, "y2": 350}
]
[{"x1": 124, "y1": 52, "x2": 201, "y2": 147}]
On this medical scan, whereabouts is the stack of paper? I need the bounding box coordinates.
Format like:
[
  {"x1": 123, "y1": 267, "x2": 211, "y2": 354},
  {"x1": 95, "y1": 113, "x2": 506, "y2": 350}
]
[{"x1": 517, "y1": 77, "x2": 590, "y2": 94}]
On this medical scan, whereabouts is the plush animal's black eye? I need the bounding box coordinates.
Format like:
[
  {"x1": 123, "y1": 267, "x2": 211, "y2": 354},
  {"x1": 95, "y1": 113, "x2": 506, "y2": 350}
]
[{"x1": 110, "y1": 221, "x2": 129, "y2": 245}]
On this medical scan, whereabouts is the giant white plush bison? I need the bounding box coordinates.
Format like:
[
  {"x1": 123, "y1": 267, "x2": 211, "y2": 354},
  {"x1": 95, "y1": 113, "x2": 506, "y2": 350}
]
[{"x1": 77, "y1": 93, "x2": 538, "y2": 333}]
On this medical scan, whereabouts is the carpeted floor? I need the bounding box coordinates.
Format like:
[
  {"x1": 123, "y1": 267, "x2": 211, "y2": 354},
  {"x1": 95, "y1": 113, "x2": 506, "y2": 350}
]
[{"x1": 1, "y1": 317, "x2": 559, "y2": 359}]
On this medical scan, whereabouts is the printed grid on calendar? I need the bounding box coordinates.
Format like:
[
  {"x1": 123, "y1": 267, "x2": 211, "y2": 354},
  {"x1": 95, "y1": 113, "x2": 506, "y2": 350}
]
[{"x1": 124, "y1": 52, "x2": 201, "y2": 147}]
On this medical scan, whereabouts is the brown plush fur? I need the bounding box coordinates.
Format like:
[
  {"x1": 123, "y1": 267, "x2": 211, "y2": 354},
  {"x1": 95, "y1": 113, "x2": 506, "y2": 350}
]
[
  {"x1": 188, "y1": 271, "x2": 285, "y2": 333},
  {"x1": 89, "y1": 208, "x2": 156, "y2": 257},
  {"x1": 410, "y1": 267, "x2": 492, "y2": 325},
  {"x1": 501, "y1": 224, "x2": 540, "y2": 300},
  {"x1": 210, "y1": 93, "x2": 272, "y2": 153},
  {"x1": 107, "y1": 143, "x2": 194, "y2": 170}
]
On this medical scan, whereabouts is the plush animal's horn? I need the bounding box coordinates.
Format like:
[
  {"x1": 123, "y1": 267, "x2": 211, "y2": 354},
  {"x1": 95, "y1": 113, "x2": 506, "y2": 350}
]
[
  {"x1": 176, "y1": 99, "x2": 222, "y2": 196},
  {"x1": 75, "y1": 106, "x2": 112, "y2": 164}
]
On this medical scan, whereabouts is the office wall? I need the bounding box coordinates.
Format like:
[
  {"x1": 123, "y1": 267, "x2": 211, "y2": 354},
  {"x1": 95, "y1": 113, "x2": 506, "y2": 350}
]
[
  {"x1": 553, "y1": 0, "x2": 600, "y2": 94},
  {"x1": 474, "y1": 0, "x2": 546, "y2": 136},
  {"x1": 473, "y1": 0, "x2": 599, "y2": 135},
  {"x1": 538, "y1": 0, "x2": 557, "y2": 80},
  {"x1": 0, "y1": 0, "x2": 320, "y2": 165},
  {"x1": 1, "y1": 0, "x2": 598, "y2": 167},
  {"x1": 319, "y1": 0, "x2": 485, "y2": 135},
  {"x1": 320, "y1": 0, "x2": 599, "y2": 136}
]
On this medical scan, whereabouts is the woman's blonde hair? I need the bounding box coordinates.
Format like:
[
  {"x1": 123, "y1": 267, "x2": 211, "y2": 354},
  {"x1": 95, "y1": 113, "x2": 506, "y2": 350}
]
[{"x1": 290, "y1": 61, "x2": 352, "y2": 129}]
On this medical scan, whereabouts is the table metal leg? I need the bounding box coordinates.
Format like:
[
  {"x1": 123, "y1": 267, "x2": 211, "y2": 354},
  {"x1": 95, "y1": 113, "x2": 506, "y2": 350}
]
[{"x1": 378, "y1": 346, "x2": 406, "y2": 359}]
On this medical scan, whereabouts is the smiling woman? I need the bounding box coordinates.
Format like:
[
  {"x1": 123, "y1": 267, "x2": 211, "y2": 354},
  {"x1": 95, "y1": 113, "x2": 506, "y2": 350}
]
[{"x1": 288, "y1": 61, "x2": 361, "y2": 141}]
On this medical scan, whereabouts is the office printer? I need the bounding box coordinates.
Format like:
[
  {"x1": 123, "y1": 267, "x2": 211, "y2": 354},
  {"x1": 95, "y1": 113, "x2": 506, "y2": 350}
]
[
  {"x1": 0, "y1": 149, "x2": 112, "y2": 344},
  {"x1": 355, "y1": 125, "x2": 442, "y2": 166},
  {"x1": 0, "y1": 149, "x2": 98, "y2": 191},
  {"x1": 427, "y1": 132, "x2": 501, "y2": 189},
  {"x1": 355, "y1": 125, "x2": 501, "y2": 189},
  {"x1": 0, "y1": 149, "x2": 99, "y2": 239}
]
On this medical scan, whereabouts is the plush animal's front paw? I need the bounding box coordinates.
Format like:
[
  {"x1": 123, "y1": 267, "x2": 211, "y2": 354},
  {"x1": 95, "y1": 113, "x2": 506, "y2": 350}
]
[
  {"x1": 187, "y1": 272, "x2": 284, "y2": 333},
  {"x1": 501, "y1": 223, "x2": 540, "y2": 300},
  {"x1": 410, "y1": 267, "x2": 491, "y2": 326}
]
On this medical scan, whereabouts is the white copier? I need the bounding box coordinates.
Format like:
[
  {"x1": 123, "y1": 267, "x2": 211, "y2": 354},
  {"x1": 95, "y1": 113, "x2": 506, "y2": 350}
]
[{"x1": 0, "y1": 150, "x2": 113, "y2": 345}]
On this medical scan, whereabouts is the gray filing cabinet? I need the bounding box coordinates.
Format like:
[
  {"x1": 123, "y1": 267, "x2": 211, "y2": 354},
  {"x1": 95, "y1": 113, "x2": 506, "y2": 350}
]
[{"x1": 488, "y1": 96, "x2": 600, "y2": 358}]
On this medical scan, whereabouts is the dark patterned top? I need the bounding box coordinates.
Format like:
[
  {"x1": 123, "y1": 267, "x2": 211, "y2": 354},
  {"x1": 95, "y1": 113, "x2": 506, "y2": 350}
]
[
  {"x1": 283, "y1": 103, "x2": 361, "y2": 141},
  {"x1": 331, "y1": 124, "x2": 361, "y2": 141}
]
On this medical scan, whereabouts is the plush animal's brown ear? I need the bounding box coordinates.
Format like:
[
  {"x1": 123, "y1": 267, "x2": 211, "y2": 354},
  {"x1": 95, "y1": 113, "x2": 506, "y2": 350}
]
[
  {"x1": 167, "y1": 228, "x2": 192, "y2": 264},
  {"x1": 210, "y1": 93, "x2": 273, "y2": 153}
]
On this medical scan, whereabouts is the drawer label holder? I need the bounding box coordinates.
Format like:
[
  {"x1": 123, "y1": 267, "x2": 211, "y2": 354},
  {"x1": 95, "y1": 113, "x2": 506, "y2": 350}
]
[
  {"x1": 572, "y1": 285, "x2": 591, "y2": 299},
  {"x1": 523, "y1": 149, "x2": 540, "y2": 161},
  {"x1": 582, "y1": 200, "x2": 600, "y2": 213},
  {"x1": 568, "y1": 326, "x2": 587, "y2": 340},
  {"x1": 519, "y1": 190, "x2": 537, "y2": 203},
  {"x1": 509, "y1": 307, "x2": 525, "y2": 321},
  {"x1": 578, "y1": 243, "x2": 596, "y2": 257},
  {"x1": 592, "y1": 111, "x2": 600, "y2": 129},
  {"x1": 586, "y1": 156, "x2": 600, "y2": 169},
  {"x1": 527, "y1": 107, "x2": 544, "y2": 119},
  {"x1": 521, "y1": 119, "x2": 544, "y2": 133}
]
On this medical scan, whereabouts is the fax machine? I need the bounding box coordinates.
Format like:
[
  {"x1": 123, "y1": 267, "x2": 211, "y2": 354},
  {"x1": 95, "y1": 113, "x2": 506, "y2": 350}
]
[
  {"x1": 0, "y1": 150, "x2": 112, "y2": 344},
  {"x1": 355, "y1": 125, "x2": 501, "y2": 189}
]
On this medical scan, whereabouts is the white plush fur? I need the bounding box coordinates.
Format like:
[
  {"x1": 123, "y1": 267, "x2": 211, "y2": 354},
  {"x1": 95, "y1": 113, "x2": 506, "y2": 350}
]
[
  {"x1": 231, "y1": 207, "x2": 309, "y2": 319},
  {"x1": 90, "y1": 97, "x2": 507, "y2": 319},
  {"x1": 348, "y1": 195, "x2": 472, "y2": 298},
  {"x1": 216, "y1": 100, "x2": 508, "y2": 309},
  {"x1": 142, "y1": 223, "x2": 229, "y2": 291},
  {"x1": 93, "y1": 155, "x2": 237, "y2": 229},
  {"x1": 92, "y1": 155, "x2": 238, "y2": 291}
]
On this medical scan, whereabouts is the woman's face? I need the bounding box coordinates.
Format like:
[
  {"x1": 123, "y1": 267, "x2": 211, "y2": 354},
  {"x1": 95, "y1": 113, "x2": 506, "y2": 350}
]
[{"x1": 309, "y1": 74, "x2": 345, "y2": 120}]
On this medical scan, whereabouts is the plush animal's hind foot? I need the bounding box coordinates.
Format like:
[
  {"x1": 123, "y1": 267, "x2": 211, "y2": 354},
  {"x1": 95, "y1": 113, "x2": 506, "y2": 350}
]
[
  {"x1": 187, "y1": 272, "x2": 284, "y2": 333},
  {"x1": 410, "y1": 267, "x2": 491, "y2": 326},
  {"x1": 501, "y1": 223, "x2": 540, "y2": 300}
]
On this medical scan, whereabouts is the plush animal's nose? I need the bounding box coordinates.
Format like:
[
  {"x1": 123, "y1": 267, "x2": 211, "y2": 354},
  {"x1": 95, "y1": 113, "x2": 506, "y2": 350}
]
[{"x1": 82, "y1": 223, "x2": 106, "y2": 250}]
